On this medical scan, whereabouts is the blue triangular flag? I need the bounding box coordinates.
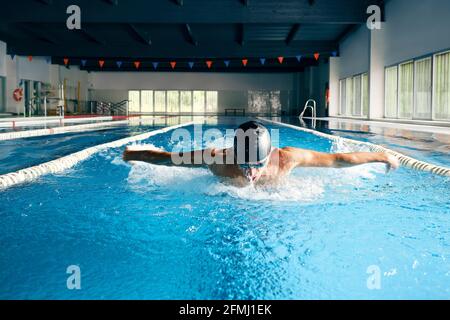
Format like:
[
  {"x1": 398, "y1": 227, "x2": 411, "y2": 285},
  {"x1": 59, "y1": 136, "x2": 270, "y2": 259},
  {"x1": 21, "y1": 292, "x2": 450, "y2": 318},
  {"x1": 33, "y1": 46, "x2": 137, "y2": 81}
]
[
  {"x1": 260, "y1": 58, "x2": 266, "y2": 65},
  {"x1": 46, "y1": 56, "x2": 52, "y2": 64},
  {"x1": 81, "y1": 59, "x2": 87, "y2": 67},
  {"x1": 332, "y1": 51, "x2": 338, "y2": 57},
  {"x1": 116, "y1": 61, "x2": 122, "y2": 68},
  {"x1": 152, "y1": 62, "x2": 159, "y2": 70},
  {"x1": 224, "y1": 60, "x2": 230, "y2": 67},
  {"x1": 188, "y1": 62, "x2": 194, "y2": 69},
  {"x1": 10, "y1": 54, "x2": 15, "y2": 60},
  {"x1": 296, "y1": 55, "x2": 302, "y2": 62}
]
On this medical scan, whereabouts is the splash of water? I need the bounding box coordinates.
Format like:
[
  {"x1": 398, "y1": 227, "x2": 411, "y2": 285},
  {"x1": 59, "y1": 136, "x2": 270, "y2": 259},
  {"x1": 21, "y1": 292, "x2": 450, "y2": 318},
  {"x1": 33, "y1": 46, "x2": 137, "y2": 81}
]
[{"x1": 112, "y1": 137, "x2": 386, "y2": 203}]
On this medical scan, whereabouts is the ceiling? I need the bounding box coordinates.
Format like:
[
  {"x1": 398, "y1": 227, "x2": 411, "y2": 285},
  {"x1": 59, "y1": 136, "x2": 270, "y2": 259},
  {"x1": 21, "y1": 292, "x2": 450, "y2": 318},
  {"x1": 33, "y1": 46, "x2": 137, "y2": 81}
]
[{"x1": 0, "y1": 0, "x2": 384, "y2": 72}]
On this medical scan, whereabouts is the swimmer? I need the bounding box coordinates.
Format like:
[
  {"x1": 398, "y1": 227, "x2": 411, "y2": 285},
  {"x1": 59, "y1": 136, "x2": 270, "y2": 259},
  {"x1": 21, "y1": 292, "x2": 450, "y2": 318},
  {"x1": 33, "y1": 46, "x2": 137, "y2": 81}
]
[{"x1": 123, "y1": 121, "x2": 399, "y2": 184}]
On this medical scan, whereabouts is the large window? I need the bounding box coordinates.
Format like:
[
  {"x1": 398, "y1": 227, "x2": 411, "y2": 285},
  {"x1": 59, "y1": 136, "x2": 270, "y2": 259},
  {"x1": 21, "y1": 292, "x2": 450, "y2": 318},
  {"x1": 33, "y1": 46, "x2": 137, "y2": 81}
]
[
  {"x1": 339, "y1": 79, "x2": 346, "y2": 115},
  {"x1": 206, "y1": 91, "x2": 218, "y2": 113},
  {"x1": 385, "y1": 50, "x2": 450, "y2": 121},
  {"x1": 398, "y1": 61, "x2": 414, "y2": 118},
  {"x1": 180, "y1": 91, "x2": 192, "y2": 113},
  {"x1": 414, "y1": 57, "x2": 432, "y2": 119},
  {"x1": 339, "y1": 74, "x2": 369, "y2": 117},
  {"x1": 353, "y1": 75, "x2": 362, "y2": 116},
  {"x1": 193, "y1": 91, "x2": 205, "y2": 113},
  {"x1": 0, "y1": 76, "x2": 5, "y2": 112},
  {"x1": 141, "y1": 90, "x2": 153, "y2": 113},
  {"x1": 127, "y1": 90, "x2": 219, "y2": 114},
  {"x1": 385, "y1": 66, "x2": 398, "y2": 118},
  {"x1": 167, "y1": 91, "x2": 179, "y2": 113},
  {"x1": 434, "y1": 51, "x2": 450, "y2": 120},
  {"x1": 128, "y1": 90, "x2": 140, "y2": 113},
  {"x1": 154, "y1": 91, "x2": 166, "y2": 113},
  {"x1": 362, "y1": 73, "x2": 369, "y2": 117}
]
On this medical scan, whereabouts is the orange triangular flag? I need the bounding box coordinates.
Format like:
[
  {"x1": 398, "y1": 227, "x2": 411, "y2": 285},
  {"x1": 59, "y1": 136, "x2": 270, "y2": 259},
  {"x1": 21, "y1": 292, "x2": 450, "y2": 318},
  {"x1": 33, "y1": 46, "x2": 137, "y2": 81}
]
[
  {"x1": 278, "y1": 56, "x2": 284, "y2": 64},
  {"x1": 170, "y1": 61, "x2": 177, "y2": 69},
  {"x1": 63, "y1": 58, "x2": 69, "y2": 66},
  {"x1": 28, "y1": 56, "x2": 33, "y2": 62},
  {"x1": 314, "y1": 53, "x2": 320, "y2": 61},
  {"x1": 206, "y1": 60, "x2": 213, "y2": 69},
  {"x1": 134, "y1": 61, "x2": 141, "y2": 69},
  {"x1": 242, "y1": 59, "x2": 248, "y2": 66},
  {"x1": 99, "y1": 60, "x2": 105, "y2": 68}
]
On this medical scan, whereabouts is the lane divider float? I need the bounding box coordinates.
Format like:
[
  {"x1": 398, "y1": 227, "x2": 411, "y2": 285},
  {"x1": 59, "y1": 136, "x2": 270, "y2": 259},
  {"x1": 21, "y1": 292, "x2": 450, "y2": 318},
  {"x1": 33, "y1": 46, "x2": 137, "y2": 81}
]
[{"x1": 0, "y1": 121, "x2": 193, "y2": 190}]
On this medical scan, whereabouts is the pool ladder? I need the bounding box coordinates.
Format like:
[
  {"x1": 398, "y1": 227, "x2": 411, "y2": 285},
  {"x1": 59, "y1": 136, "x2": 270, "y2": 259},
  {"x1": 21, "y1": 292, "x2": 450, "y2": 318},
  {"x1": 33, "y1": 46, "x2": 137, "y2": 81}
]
[{"x1": 299, "y1": 99, "x2": 317, "y2": 128}]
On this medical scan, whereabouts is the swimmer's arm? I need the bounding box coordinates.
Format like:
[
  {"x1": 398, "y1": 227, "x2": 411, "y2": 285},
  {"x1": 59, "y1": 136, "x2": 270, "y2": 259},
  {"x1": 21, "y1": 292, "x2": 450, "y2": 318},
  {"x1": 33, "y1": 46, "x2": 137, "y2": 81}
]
[
  {"x1": 283, "y1": 147, "x2": 399, "y2": 170},
  {"x1": 123, "y1": 147, "x2": 225, "y2": 167}
]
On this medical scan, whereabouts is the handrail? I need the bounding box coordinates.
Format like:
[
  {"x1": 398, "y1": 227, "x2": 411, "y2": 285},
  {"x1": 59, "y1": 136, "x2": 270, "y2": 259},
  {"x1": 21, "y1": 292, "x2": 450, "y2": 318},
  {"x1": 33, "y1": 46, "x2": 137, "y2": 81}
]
[
  {"x1": 299, "y1": 99, "x2": 317, "y2": 128},
  {"x1": 299, "y1": 99, "x2": 317, "y2": 119}
]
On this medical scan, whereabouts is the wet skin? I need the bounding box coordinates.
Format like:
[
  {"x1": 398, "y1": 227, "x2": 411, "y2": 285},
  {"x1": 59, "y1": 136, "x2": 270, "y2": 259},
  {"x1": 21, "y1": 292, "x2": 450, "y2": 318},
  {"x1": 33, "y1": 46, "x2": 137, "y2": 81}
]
[{"x1": 123, "y1": 146, "x2": 399, "y2": 185}]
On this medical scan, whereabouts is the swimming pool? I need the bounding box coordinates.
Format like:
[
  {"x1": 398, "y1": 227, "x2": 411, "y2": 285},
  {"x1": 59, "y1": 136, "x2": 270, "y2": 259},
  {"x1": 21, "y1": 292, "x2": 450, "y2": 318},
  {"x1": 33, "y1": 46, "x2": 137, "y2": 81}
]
[
  {"x1": 0, "y1": 125, "x2": 164, "y2": 174},
  {"x1": 0, "y1": 120, "x2": 449, "y2": 299}
]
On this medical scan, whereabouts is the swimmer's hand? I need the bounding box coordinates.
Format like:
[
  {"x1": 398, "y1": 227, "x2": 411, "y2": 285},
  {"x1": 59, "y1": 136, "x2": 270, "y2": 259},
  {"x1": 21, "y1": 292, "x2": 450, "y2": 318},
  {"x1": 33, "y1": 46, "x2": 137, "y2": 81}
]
[{"x1": 384, "y1": 153, "x2": 400, "y2": 173}]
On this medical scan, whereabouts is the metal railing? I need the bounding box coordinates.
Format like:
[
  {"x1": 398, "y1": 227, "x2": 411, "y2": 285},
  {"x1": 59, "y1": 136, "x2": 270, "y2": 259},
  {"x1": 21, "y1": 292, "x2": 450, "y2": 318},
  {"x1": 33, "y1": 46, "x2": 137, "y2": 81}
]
[{"x1": 299, "y1": 99, "x2": 317, "y2": 128}]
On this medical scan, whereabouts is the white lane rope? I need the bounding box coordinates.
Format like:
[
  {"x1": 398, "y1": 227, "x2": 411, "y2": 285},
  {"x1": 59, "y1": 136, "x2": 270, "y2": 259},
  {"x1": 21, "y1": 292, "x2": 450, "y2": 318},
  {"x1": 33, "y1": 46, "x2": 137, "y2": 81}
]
[
  {"x1": 0, "y1": 122, "x2": 193, "y2": 190},
  {"x1": 0, "y1": 120, "x2": 130, "y2": 141}
]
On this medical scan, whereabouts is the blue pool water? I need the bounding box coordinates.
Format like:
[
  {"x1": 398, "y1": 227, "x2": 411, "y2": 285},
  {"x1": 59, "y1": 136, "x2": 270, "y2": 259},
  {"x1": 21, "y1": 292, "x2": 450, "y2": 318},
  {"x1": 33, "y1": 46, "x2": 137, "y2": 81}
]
[
  {"x1": 0, "y1": 122, "x2": 449, "y2": 299},
  {"x1": 0, "y1": 125, "x2": 164, "y2": 174}
]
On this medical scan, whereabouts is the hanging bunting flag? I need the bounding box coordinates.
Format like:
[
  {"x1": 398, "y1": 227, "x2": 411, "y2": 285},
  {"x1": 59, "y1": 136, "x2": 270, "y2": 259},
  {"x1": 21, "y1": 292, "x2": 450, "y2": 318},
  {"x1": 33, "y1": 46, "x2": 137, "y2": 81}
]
[
  {"x1": 99, "y1": 60, "x2": 105, "y2": 68},
  {"x1": 314, "y1": 53, "x2": 320, "y2": 61},
  {"x1": 277, "y1": 56, "x2": 284, "y2": 64},
  {"x1": 116, "y1": 61, "x2": 122, "y2": 68},
  {"x1": 152, "y1": 62, "x2": 159, "y2": 70},
  {"x1": 242, "y1": 59, "x2": 248, "y2": 67},
  {"x1": 296, "y1": 55, "x2": 302, "y2": 62},
  {"x1": 10, "y1": 54, "x2": 15, "y2": 60},
  {"x1": 224, "y1": 60, "x2": 230, "y2": 67},
  {"x1": 28, "y1": 56, "x2": 33, "y2": 62},
  {"x1": 331, "y1": 51, "x2": 338, "y2": 57},
  {"x1": 260, "y1": 58, "x2": 266, "y2": 65},
  {"x1": 188, "y1": 62, "x2": 194, "y2": 69},
  {"x1": 80, "y1": 59, "x2": 87, "y2": 67},
  {"x1": 206, "y1": 60, "x2": 213, "y2": 69},
  {"x1": 63, "y1": 58, "x2": 69, "y2": 66},
  {"x1": 134, "y1": 61, "x2": 141, "y2": 69},
  {"x1": 170, "y1": 61, "x2": 177, "y2": 69},
  {"x1": 46, "y1": 56, "x2": 52, "y2": 64}
]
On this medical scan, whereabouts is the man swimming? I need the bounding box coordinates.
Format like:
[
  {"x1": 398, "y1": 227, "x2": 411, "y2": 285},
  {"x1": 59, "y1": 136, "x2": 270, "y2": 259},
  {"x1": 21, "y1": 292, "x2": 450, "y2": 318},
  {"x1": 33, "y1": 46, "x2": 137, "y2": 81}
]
[{"x1": 123, "y1": 121, "x2": 399, "y2": 184}]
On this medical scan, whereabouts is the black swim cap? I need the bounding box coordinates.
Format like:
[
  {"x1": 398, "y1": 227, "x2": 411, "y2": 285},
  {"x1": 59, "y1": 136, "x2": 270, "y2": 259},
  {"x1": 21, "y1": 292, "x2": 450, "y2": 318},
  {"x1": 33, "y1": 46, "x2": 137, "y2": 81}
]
[{"x1": 233, "y1": 121, "x2": 272, "y2": 166}]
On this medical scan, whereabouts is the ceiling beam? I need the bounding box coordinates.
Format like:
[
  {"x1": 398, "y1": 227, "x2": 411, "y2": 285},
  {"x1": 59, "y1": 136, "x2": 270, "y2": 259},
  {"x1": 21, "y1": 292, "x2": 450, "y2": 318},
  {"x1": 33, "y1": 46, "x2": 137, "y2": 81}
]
[
  {"x1": 127, "y1": 24, "x2": 152, "y2": 45},
  {"x1": 285, "y1": 23, "x2": 301, "y2": 45},
  {"x1": 183, "y1": 24, "x2": 198, "y2": 46},
  {"x1": 78, "y1": 28, "x2": 105, "y2": 45},
  {"x1": 19, "y1": 24, "x2": 57, "y2": 44},
  {"x1": 0, "y1": 0, "x2": 376, "y2": 24}
]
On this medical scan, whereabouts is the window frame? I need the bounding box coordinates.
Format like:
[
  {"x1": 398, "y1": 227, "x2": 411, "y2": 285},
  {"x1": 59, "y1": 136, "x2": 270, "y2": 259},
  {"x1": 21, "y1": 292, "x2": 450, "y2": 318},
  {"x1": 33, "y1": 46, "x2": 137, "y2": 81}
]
[{"x1": 432, "y1": 49, "x2": 450, "y2": 121}]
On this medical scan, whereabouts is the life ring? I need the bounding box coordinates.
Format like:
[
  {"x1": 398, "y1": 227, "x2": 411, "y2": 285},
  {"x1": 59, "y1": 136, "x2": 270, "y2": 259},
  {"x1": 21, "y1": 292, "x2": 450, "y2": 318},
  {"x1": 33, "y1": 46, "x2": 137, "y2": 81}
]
[{"x1": 13, "y1": 88, "x2": 23, "y2": 102}]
